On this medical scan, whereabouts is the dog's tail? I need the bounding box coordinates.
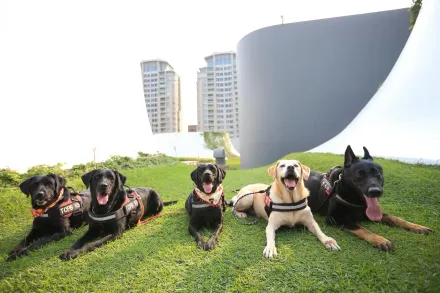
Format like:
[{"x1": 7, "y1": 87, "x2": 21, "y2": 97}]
[{"x1": 163, "y1": 200, "x2": 178, "y2": 206}]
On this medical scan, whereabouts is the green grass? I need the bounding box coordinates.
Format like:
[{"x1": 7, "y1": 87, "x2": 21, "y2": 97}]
[{"x1": 0, "y1": 152, "x2": 439, "y2": 292}]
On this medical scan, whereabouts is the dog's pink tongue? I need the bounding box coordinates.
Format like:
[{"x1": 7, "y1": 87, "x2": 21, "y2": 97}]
[
  {"x1": 284, "y1": 179, "x2": 297, "y2": 188},
  {"x1": 364, "y1": 196, "x2": 383, "y2": 221},
  {"x1": 203, "y1": 183, "x2": 213, "y2": 194},
  {"x1": 97, "y1": 193, "x2": 108, "y2": 205}
]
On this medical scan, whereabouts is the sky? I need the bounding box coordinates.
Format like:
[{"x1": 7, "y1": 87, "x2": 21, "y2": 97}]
[{"x1": 0, "y1": 0, "x2": 413, "y2": 171}]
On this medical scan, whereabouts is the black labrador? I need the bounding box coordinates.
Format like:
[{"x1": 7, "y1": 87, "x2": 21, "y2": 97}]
[
  {"x1": 305, "y1": 145, "x2": 434, "y2": 251},
  {"x1": 59, "y1": 169, "x2": 168, "y2": 260},
  {"x1": 7, "y1": 174, "x2": 90, "y2": 261},
  {"x1": 185, "y1": 163, "x2": 226, "y2": 251}
]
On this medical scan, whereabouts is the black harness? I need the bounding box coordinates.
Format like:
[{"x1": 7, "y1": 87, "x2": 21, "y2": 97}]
[
  {"x1": 316, "y1": 167, "x2": 365, "y2": 213},
  {"x1": 87, "y1": 189, "x2": 142, "y2": 224},
  {"x1": 263, "y1": 186, "x2": 308, "y2": 217}
]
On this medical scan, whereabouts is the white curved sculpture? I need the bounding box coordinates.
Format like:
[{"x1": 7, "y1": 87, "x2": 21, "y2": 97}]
[{"x1": 309, "y1": 0, "x2": 440, "y2": 165}]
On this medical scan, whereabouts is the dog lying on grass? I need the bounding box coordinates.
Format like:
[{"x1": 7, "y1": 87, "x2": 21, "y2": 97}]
[
  {"x1": 232, "y1": 160, "x2": 340, "y2": 258},
  {"x1": 185, "y1": 163, "x2": 227, "y2": 251},
  {"x1": 304, "y1": 145, "x2": 434, "y2": 251},
  {"x1": 59, "y1": 169, "x2": 174, "y2": 260},
  {"x1": 7, "y1": 174, "x2": 90, "y2": 261}
]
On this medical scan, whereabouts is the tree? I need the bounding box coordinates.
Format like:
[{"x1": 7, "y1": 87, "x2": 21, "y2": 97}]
[{"x1": 409, "y1": 0, "x2": 423, "y2": 30}]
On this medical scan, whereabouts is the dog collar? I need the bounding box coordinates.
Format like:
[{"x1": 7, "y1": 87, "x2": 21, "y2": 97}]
[
  {"x1": 88, "y1": 189, "x2": 144, "y2": 224},
  {"x1": 193, "y1": 185, "x2": 224, "y2": 208},
  {"x1": 31, "y1": 188, "x2": 65, "y2": 218},
  {"x1": 334, "y1": 194, "x2": 365, "y2": 208}
]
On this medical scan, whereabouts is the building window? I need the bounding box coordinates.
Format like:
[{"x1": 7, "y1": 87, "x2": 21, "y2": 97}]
[
  {"x1": 215, "y1": 54, "x2": 232, "y2": 65},
  {"x1": 144, "y1": 63, "x2": 158, "y2": 72}
]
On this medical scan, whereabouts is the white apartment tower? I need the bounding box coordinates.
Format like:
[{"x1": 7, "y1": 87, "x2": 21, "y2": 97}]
[
  {"x1": 140, "y1": 60, "x2": 182, "y2": 134},
  {"x1": 197, "y1": 52, "x2": 239, "y2": 138}
]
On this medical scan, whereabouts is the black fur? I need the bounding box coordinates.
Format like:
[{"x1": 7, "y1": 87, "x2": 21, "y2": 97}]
[
  {"x1": 305, "y1": 145, "x2": 433, "y2": 250},
  {"x1": 59, "y1": 169, "x2": 164, "y2": 260},
  {"x1": 306, "y1": 145, "x2": 384, "y2": 226},
  {"x1": 7, "y1": 174, "x2": 90, "y2": 261},
  {"x1": 185, "y1": 163, "x2": 226, "y2": 251}
]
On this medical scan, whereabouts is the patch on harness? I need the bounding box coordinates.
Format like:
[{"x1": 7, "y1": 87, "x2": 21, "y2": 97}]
[
  {"x1": 123, "y1": 199, "x2": 139, "y2": 214},
  {"x1": 321, "y1": 177, "x2": 332, "y2": 195},
  {"x1": 59, "y1": 202, "x2": 82, "y2": 217}
]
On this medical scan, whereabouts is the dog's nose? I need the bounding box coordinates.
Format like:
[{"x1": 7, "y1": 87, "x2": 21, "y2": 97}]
[
  {"x1": 99, "y1": 183, "x2": 108, "y2": 189},
  {"x1": 287, "y1": 165, "x2": 294, "y2": 170},
  {"x1": 36, "y1": 191, "x2": 44, "y2": 198},
  {"x1": 367, "y1": 187, "x2": 383, "y2": 198}
]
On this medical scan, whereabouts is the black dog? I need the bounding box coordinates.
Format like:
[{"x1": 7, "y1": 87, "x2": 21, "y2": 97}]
[
  {"x1": 185, "y1": 163, "x2": 226, "y2": 251},
  {"x1": 305, "y1": 145, "x2": 434, "y2": 251},
  {"x1": 7, "y1": 174, "x2": 90, "y2": 261},
  {"x1": 59, "y1": 169, "x2": 171, "y2": 260}
]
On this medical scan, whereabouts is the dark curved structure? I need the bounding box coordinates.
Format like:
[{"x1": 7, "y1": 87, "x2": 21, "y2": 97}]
[{"x1": 237, "y1": 8, "x2": 411, "y2": 169}]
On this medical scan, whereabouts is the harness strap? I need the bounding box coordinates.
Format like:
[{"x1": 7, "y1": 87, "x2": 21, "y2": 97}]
[
  {"x1": 316, "y1": 168, "x2": 365, "y2": 212},
  {"x1": 31, "y1": 188, "x2": 84, "y2": 218},
  {"x1": 264, "y1": 186, "x2": 308, "y2": 216},
  {"x1": 191, "y1": 185, "x2": 225, "y2": 209},
  {"x1": 127, "y1": 189, "x2": 146, "y2": 226},
  {"x1": 88, "y1": 196, "x2": 130, "y2": 223},
  {"x1": 232, "y1": 187, "x2": 269, "y2": 225},
  {"x1": 334, "y1": 194, "x2": 365, "y2": 208},
  {"x1": 31, "y1": 188, "x2": 65, "y2": 218},
  {"x1": 88, "y1": 190, "x2": 148, "y2": 225}
]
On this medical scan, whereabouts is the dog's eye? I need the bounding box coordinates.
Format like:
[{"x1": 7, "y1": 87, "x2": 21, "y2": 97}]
[
  {"x1": 356, "y1": 171, "x2": 365, "y2": 178},
  {"x1": 279, "y1": 164, "x2": 285, "y2": 168},
  {"x1": 294, "y1": 164, "x2": 299, "y2": 168},
  {"x1": 372, "y1": 169, "x2": 381, "y2": 177}
]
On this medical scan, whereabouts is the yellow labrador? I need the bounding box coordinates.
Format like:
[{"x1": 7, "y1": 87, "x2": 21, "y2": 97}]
[{"x1": 231, "y1": 159, "x2": 340, "y2": 258}]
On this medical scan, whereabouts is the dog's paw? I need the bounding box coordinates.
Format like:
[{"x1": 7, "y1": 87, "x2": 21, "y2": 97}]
[
  {"x1": 203, "y1": 241, "x2": 215, "y2": 251},
  {"x1": 263, "y1": 244, "x2": 278, "y2": 258},
  {"x1": 59, "y1": 249, "x2": 78, "y2": 261},
  {"x1": 409, "y1": 224, "x2": 434, "y2": 235},
  {"x1": 233, "y1": 210, "x2": 248, "y2": 218},
  {"x1": 323, "y1": 237, "x2": 341, "y2": 251},
  {"x1": 6, "y1": 249, "x2": 28, "y2": 262},
  {"x1": 6, "y1": 253, "x2": 18, "y2": 262},
  {"x1": 371, "y1": 236, "x2": 394, "y2": 251},
  {"x1": 196, "y1": 240, "x2": 205, "y2": 249},
  {"x1": 9, "y1": 245, "x2": 24, "y2": 256}
]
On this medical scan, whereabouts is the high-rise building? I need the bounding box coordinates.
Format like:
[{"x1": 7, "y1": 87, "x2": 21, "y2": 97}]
[
  {"x1": 197, "y1": 52, "x2": 239, "y2": 138},
  {"x1": 140, "y1": 59, "x2": 182, "y2": 134}
]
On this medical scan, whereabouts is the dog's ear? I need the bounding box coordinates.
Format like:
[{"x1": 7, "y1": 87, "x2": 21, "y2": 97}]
[
  {"x1": 267, "y1": 162, "x2": 279, "y2": 179},
  {"x1": 344, "y1": 145, "x2": 359, "y2": 168},
  {"x1": 81, "y1": 170, "x2": 96, "y2": 189},
  {"x1": 299, "y1": 162, "x2": 311, "y2": 180},
  {"x1": 49, "y1": 174, "x2": 66, "y2": 194},
  {"x1": 190, "y1": 167, "x2": 198, "y2": 184},
  {"x1": 19, "y1": 177, "x2": 34, "y2": 197},
  {"x1": 216, "y1": 165, "x2": 226, "y2": 184},
  {"x1": 113, "y1": 170, "x2": 127, "y2": 190},
  {"x1": 362, "y1": 146, "x2": 373, "y2": 161}
]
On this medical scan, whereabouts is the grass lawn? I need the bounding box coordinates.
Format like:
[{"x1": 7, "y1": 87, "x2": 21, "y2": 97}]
[{"x1": 0, "y1": 152, "x2": 439, "y2": 292}]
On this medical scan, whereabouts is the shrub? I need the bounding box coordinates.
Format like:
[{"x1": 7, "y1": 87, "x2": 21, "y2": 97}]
[{"x1": 0, "y1": 169, "x2": 22, "y2": 187}]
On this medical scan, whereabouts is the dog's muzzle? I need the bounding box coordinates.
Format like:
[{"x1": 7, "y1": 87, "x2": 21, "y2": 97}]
[
  {"x1": 201, "y1": 172, "x2": 215, "y2": 194},
  {"x1": 281, "y1": 171, "x2": 299, "y2": 191}
]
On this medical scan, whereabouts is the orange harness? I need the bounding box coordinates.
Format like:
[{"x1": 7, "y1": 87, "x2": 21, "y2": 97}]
[{"x1": 31, "y1": 187, "x2": 85, "y2": 219}]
